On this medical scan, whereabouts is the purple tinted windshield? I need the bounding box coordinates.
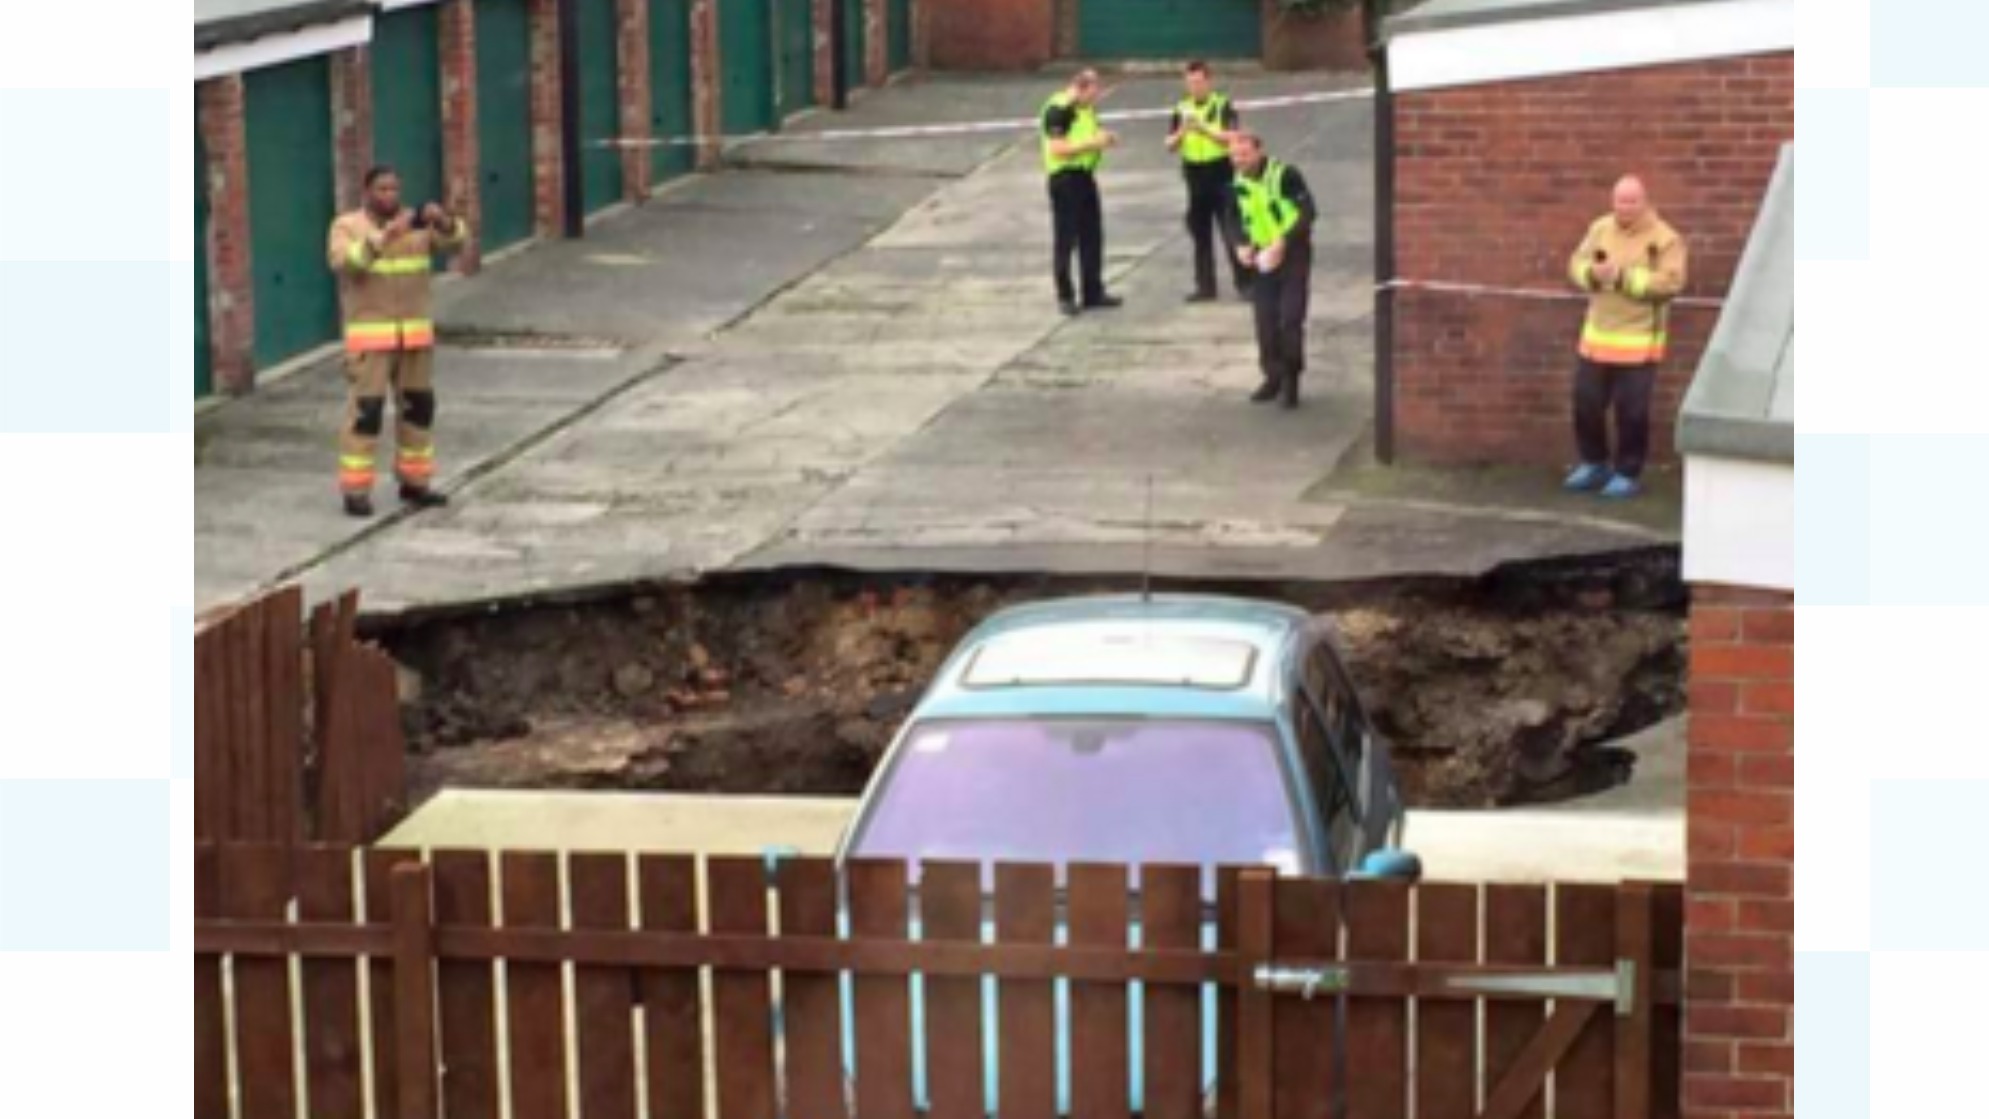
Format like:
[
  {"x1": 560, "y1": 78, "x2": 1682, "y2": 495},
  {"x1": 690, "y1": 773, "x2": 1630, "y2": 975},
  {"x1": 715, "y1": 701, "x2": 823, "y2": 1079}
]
[{"x1": 849, "y1": 719, "x2": 1301, "y2": 875}]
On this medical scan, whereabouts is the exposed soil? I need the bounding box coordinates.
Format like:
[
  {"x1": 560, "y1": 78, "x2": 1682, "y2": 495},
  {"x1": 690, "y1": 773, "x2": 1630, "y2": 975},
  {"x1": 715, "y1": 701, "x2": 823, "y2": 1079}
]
[{"x1": 377, "y1": 553, "x2": 1686, "y2": 809}]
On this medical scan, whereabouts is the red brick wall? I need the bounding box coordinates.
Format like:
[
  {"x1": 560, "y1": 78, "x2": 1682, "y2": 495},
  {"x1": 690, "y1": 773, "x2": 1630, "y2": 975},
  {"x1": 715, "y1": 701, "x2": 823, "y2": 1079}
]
[
  {"x1": 865, "y1": 0, "x2": 888, "y2": 86},
  {"x1": 197, "y1": 76, "x2": 256, "y2": 394},
  {"x1": 913, "y1": 0, "x2": 933, "y2": 70},
  {"x1": 924, "y1": 0, "x2": 1053, "y2": 71},
  {"x1": 529, "y1": 0, "x2": 566, "y2": 237},
  {"x1": 1392, "y1": 52, "x2": 1793, "y2": 466},
  {"x1": 440, "y1": 0, "x2": 483, "y2": 273},
  {"x1": 690, "y1": 0, "x2": 720, "y2": 168},
  {"x1": 813, "y1": 0, "x2": 835, "y2": 103},
  {"x1": 617, "y1": 0, "x2": 653, "y2": 200},
  {"x1": 329, "y1": 46, "x2": 375, "y2": 212},
  {"x1": 1262, "y1": 1, "x2": 1367, "y2": 71},
  {"x1": 1683, "y1": 583, "x2": 1793, "y2": 1119}
]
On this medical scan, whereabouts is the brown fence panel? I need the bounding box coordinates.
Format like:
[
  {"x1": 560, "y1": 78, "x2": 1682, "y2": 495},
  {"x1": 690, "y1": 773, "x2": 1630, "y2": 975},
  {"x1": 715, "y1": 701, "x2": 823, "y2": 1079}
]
[
  {"x1": 1070, "y1": 864, "x2": 1132, "y2": 1119},
  {"x1": 709, "y1": 856, "x2": 777, "y2": 1119},
  {"x1": 1614, "y1": 883, "x2": 1656, "y2": 1119},
  {"x1": 221, "y1": 843, "x2": 297, "y2": 1119},
  {"x1": 193, "y1": 632, "x2": 227, "y2": 842},
  {"x1": 298, "y1": 845, "x2": 365, "y2": 1119},
  {"x1": 1652, "y1": 884, "x2": 1685, "y2": 1119},
  {"x1": 1413, "y1": 883, "x2": 1478, "y2": 1117},
  {"x1": 921, "y1": 861, "x2": 987, "y2": 1119},
  {"x1": 261, "y1": 586, "x2": 306, "y2": 844},
  {"x1": 504, "y1": 852, "x2": 571, "y2": 1119},
  {"x1": 1555, "y1": 883, "x2": 1619, "y2": 1115},
  {"x1": 365, "y1": 848, "x2": 423, "y2": 1118},
  {"x1": 1345, "y1": 881, "x2": 1410, "y2": 1119},
  {"x1": 777, "y1": 858, "x2": 850, "y2": 1119},
  {"x1": 996, "y1": 863, "x2": 1057, "y2": 1119},
  {"x1": 572, "y1": 853, "x2": 640, "y2": 1119},
  {"x1": 1269, "y1": 877, "x2": 1336, "y2": 1119},
  {"x1": 1140, "y1": 865, "x2": 1203, "y2": 1119},
  {"x1": 638, "y1": 855, "x2": 707, "y2": 1119},
  {"x1": 1485, "y1": 884, "x2": 1548, "y2": 1119},
  {"x1": 354, "y1": 645, "x2": 408, "y2": 838},
  {"x1": 193, "y1": 845, "x2": 227, "y2": 1119},
  {"x1": 851, "y1": 859, "x2": 917, "y2": 1119},
  {"x1": 434, "y1": 850, "x2": 501, "y2": 1119}
]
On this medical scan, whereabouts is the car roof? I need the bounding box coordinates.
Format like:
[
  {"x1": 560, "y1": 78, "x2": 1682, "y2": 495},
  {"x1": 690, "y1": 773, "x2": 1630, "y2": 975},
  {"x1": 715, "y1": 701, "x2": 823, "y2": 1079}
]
[{"x1": 914, "y1": 594, "x2": 1309, "y2": 722}]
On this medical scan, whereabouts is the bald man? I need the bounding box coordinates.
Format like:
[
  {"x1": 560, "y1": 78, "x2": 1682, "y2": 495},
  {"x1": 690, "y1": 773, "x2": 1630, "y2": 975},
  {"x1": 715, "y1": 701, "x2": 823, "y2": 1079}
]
[{"x1": 1564, "y1": 176, "x2": 1687, "y2": 500}]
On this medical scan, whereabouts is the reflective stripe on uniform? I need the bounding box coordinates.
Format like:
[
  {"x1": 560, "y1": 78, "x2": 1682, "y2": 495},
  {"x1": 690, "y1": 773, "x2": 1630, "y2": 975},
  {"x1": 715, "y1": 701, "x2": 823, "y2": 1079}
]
[
  {"x1": 367, "y1": 256, "x2": 432, "y2": 276},
  {"x1": 346, "y1": 239, "x2": 370, "y2": 268},
  {"x1": 344, "y1": 319, "x2": 437, "y2": 352},
  {"x1": 338, "y1": 454, "x2": 376, "y2": 491},
  {"x1": 1580, "y1": 321, "x2": 1668, "y2": 363},
  {"x1": 1569, "y1": 257, "x2": 1594, "y2": 291},
  {"x1": 400, "y1": 319, "x2": 436, "y2": 348},
  {"x1": 1625, "y1": 265, "x2": 1651, "y2": 299}
]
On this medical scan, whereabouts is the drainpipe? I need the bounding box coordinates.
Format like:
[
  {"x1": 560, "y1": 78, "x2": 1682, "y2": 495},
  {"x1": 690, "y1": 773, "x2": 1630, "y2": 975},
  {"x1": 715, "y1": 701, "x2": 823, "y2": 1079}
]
[
  {"x1": 1368, "y1": 0, "x2": 1396, "y2": 465},
  {"x1": 830, "y1": 0, "x2": 850, "y2": 109},
  {"x1": 559, "y1": 0, "x2": 584, "y2": 238}
]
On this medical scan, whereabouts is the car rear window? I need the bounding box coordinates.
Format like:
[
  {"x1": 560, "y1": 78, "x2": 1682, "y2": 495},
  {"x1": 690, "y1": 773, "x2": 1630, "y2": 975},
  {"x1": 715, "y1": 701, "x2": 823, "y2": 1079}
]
[{"x1": 962, "y1": 626, "x2": 1258, "y2": 691}]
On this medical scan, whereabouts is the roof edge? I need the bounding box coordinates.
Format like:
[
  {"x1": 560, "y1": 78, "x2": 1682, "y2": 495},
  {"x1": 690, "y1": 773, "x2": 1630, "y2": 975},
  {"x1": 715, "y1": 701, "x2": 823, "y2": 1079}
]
[
  {"x1": 196, "y1": 0, "x2": 370, "y2": 53},
  {"x1": 1385, "y1": 0, "x2": 1735, "y2": 42}
]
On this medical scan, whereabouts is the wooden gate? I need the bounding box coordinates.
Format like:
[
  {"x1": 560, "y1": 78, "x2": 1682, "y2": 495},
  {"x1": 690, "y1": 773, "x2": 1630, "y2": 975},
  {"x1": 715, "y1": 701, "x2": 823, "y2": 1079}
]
[{"x1": 194, "y1": 848, "x2": 1680, "y2": 1119}]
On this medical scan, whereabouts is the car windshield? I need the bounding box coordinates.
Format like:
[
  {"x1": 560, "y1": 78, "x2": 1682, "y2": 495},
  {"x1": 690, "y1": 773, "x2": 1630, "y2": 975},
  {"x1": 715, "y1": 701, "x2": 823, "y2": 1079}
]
[{"x1": 848, "y1": 718, "x2": 1302, "y2": 879}]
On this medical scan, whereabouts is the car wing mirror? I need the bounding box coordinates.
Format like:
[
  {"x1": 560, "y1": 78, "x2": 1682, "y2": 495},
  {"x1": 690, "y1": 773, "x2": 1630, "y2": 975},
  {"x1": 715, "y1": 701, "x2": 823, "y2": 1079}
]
[
  {"x1": 1356, "y1": 848, "x2": 1423, "y2": 884},
  {"x1": 762, "y1": 844, "x2": 803, "y2": 881}
]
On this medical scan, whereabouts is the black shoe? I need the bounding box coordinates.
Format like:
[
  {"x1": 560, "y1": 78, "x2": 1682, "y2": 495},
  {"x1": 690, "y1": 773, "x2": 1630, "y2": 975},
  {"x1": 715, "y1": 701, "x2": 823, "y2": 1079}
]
[
  {"x1": 1185, "y1": 290, "x2": 1217, "y2": 304},
  {"x1": 1250, "y1": 379, "x2": 1280, "y2": 404},
  {"x1": 1058, "y1": 299, "x2": 1081, "y2": 317},
  {"x1": 400, "y1": 485, "x2": 449, "y2": 509},
  {"x1": 1281, "y1": 379, "x2": 1301, "y2": 411},
  {"x1": 1082, "y1": 294, "x2": 1124, "y2": 311},
  {"x1": 343, "y1": 493, "x2": 375, "y2": 519}
]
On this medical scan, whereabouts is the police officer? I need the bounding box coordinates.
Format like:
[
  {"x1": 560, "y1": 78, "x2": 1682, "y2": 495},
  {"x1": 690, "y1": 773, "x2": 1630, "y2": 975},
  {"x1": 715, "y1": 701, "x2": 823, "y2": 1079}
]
[
  {"x1": 1229, "y1": 132, "x2": 1318, "y2": 409},
  {"x1": 1166, "y1": 60, "x2": 1248, "y2": 302},
  {"x1": 1042, "y1": 69, "x2": 1122, "y2": 316}
]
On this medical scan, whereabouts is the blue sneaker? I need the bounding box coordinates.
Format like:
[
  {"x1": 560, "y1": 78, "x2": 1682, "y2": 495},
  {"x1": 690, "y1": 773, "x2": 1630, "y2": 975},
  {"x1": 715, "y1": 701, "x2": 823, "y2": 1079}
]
[
  {"x1": 1563, "y1": 463, "x2": 1610, "y2": 492},
  {"x1": 1599, "y1": 474, "x2": 1643, "y2": 500}
]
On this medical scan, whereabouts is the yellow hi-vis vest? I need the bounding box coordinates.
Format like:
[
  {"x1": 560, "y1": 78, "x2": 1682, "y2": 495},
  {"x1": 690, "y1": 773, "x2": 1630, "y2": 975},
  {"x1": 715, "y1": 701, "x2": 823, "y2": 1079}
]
[
  {"x1": 1236, "y1": 160, "x2": 1300, "y2": 249},
  {"x1": 1176, "y1": 93, "x2": 1231, "y2": 165},
  {"x1": 1041, "y1": 91, "x2": 1102, "y2": 175}
]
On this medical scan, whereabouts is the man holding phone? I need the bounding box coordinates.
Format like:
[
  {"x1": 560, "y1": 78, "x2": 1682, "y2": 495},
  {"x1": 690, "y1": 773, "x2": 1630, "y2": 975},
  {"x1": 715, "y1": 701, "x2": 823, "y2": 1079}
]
[
  {"x1": 1564, "y1": 175, "x2": 1687, "y2": 500},
  {"x1": 326, "y1": 165, "x2": 468, "y2": 517},
  {"x1": 1228, "y1": 132, "x2": 1318, "y2": 410}
]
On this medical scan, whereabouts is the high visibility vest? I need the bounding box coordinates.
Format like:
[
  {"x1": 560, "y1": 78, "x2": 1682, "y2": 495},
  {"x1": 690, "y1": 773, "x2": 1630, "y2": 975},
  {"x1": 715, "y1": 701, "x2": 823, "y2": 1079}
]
[
  {"x1": 1176, "y1": 93, "x2": 1230, "y2": 165},
  {"x1": 1041, "y1": 91, "x2": 1102, "y2": 175},
  {"x1": 1236, "y1": 160, "x2": 1300, "y2": 249}
]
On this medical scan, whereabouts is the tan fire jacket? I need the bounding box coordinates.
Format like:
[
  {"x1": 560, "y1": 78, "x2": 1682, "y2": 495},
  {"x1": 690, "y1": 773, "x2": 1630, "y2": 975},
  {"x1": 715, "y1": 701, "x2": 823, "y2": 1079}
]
[
  {"x1": 1567, "y1": 211, "x2": 1687, "y2": 365},
  {"x1": 326, "y1": 210, "x2": 469, "y2": 353}
]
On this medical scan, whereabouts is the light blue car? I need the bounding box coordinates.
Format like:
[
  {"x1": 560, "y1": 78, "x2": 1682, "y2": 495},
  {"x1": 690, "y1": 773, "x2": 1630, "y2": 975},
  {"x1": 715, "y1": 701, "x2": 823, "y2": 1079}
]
[{"x1": 815, "y1": 594, "x2": 1417, "y2": 1115}]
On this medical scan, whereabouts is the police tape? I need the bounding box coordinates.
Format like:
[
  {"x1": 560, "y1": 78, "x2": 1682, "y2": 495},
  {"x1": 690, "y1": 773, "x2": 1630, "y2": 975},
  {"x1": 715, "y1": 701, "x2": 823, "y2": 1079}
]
[
  {"x1": 591, "y1": 86, "x2": 1376, "y2": 149},
  {"x1": 1381, "y1": 278, "x2": 1725, "y2": 310}
]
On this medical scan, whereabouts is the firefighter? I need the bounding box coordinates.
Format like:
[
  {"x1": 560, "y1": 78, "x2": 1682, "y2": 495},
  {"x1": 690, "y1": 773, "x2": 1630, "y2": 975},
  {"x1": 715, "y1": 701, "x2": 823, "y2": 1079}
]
[
  {"x1": 1228, "y1": 132, "x2": 1318, "y2": 410},
  {"x1": 1166, "y1": 60, "x2": 1249, "y2": 302},
  {"x1": 1563, "y1": 175, "x2": 1688, "y2": 500},
  {"x1": 1041, "y1": 68, "x2": 1122, "y2": 316},
  {"x1": 325, "y1": 165, "x2": 468, "y2": 518}
]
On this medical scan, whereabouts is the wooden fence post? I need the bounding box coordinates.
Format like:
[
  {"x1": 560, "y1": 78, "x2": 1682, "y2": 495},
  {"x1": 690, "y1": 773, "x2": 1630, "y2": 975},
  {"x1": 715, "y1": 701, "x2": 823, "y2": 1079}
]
[
  {"x1": 1237, "y1": 869, "x2": 1276, "y2": 1119},
  {"x1": 392, "y1": 862, "x2": 440, "y2": 1119},
  {"x1": 1615, "y1": 882, "x2": 1655, "y2": 1119}
]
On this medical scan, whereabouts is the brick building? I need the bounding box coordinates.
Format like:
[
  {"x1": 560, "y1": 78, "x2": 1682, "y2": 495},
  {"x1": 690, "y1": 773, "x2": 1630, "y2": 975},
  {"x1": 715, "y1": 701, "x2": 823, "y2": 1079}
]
[
  {"x1": 922, "y1": 0, "x2": 1367, "y2": 72},
  {"x1": 1377, "y1": 0, "x2": 1793, "y2": 466},
  {"x1": 194, "y1": 0, "x2": 919, "y2": 398},
  {"x1": 1676, "y1": 145, "x2": 1793, "y2": 1118}
]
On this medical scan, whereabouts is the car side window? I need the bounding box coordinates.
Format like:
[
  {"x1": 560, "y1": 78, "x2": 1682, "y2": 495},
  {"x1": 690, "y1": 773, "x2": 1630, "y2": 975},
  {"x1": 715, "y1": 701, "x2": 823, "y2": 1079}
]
[{"x1": 1295, "y1": 690, "x2": 1361, "y2": 867}]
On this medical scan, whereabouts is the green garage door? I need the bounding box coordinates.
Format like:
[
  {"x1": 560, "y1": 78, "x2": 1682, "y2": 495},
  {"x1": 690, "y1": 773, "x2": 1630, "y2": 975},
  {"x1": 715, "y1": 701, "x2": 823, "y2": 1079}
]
[
  {"x1": 1079, "y1": 0, "x2": 1261, "y2": 60},
  {"x1": 776, "y1": 0, "x2": 814, "y2": 119},
  {"x1": 888, "y1": 0, "x2": 911, "y2": 72},
  {"x1": 578, "y1": 0, "x2": 624, "y2": 211},
  {"x1": 372, "y1": 6, "x2": 444, "y2": 208},
  {"x1": 720, "y1": 0, "x2": 775, "y2": 134},
  {"x1": 842, "y1": 0, "x2": 865, "y2": 88},
  {"x1": 650, "y1": 0, "x2": 695, "y2": 181},
  {"x1": 196, "y1": 130, "x2": 212, "y2": 398},
  {"x1": 477, "y1": 0, "x2": 536, "y2": 250},
  {"x1": 245, "y1": 57, "x2": 339, "y2": 368}
]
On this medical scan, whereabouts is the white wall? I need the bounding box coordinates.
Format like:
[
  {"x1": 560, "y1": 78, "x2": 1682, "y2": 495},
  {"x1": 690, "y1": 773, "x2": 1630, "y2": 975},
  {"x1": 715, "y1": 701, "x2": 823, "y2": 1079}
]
[{"x1": 1684, "y1": 453, "x2": 1794, "y2": 591}]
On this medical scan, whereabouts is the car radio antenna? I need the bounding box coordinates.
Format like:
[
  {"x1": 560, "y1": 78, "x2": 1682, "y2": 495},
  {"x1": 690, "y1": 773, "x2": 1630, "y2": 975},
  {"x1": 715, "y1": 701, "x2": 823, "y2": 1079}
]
[{"x1": 1141, "y1": 473, "x2": 1155, "y2": 604}]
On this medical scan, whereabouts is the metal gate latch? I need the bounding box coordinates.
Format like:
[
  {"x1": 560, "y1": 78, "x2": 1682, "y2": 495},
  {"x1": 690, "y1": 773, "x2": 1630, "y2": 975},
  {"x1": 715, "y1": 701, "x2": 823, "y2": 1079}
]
[{"x1": 1254, "y1": 965, "x2": 1350, "y2": 1001}]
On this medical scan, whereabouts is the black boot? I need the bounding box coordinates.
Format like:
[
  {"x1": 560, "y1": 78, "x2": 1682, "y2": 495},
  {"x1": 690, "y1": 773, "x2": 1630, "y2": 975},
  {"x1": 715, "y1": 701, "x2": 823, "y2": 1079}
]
[
  {"x1": 400, "y1": 485, "x2": 449, "y2": 510},
  {"x1": 1280, "y1": 373, "x2": 1301, "y2": 411},
  {"x1": 1083, "y1": 294, "x2": 1124, "y2": 311},
  {"x1": 1250, "y1": 377, "x2": 1281, "y2": 404},
  {"x1": 343, "y1": 492, "x2": 375, "y2": 519}
]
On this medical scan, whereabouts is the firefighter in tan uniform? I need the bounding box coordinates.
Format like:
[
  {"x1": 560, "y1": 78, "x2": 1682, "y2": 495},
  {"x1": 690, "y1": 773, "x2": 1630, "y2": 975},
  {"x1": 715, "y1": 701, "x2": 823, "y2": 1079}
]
[
  {"x1": 1563, "y1": 175, "x2": 1687, "y2": 501},
  {"x1": 326, "y1": 165, "x2": 467, "y2": 518}
]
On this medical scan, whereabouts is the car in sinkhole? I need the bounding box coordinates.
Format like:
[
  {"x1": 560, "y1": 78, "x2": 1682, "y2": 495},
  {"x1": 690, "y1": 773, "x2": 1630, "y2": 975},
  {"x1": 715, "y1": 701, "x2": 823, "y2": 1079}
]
[{"x1": 802, "y1": 593, "x2": 1420, "y2": 1114}]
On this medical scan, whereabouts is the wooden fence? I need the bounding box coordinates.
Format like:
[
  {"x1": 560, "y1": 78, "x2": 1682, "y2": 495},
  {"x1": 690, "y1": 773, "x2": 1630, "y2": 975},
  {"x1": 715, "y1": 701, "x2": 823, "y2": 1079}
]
[
  {"x1": 193, "y1": 586, "x2": 407, "y2": 844},
  {"x1": 194, "y1": 844, "x2": 1682, "y2": 1119}
]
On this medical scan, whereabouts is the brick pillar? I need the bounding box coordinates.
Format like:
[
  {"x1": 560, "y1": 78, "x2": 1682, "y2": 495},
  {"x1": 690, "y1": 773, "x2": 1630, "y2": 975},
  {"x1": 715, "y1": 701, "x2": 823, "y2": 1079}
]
[
  {"x1": 617, "y1": 0, "x2": 653, "y2": 200},
  {"x1": 689, "y1": 0, "x2": 720, "y2": 169},
  {"x1": 864, "y1": 0, "x2": 886, "y2": 85},
  {"x1": 197, "y1": 76, "x2": 256, "y2": 394},
  {"x1": 528, "y1": 0, "x2": 566, "y2": 237},
  {"x1": 912, "y1": 0, "x2": 931, "y2": 71},
  {"x1": 1053, "y1": 0, "x2": 1078, "y2": 60},
  {"x1": 812, "y1": 0, "x2": 834, "y2": 105},
  {"x1": 329, "y1": 45, "x2": 374, "y2": 211},
  {"x1": 1683, "y1": 584, "x2": 1794, "y2": 1119},
  {"x1": 439, "y1": 0, "x2": 483, "y2": 273}
]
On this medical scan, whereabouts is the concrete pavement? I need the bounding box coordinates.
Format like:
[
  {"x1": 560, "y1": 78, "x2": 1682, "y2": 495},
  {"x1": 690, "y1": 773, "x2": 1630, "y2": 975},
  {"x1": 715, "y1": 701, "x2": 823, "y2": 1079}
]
[{"x1": 196, "y1": 73, "x2": 1675, "y2": 616}]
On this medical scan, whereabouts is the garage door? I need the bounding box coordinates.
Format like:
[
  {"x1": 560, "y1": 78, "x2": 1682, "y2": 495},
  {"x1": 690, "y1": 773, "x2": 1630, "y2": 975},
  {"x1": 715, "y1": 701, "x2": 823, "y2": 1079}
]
[
  {"x1": 1079, "y1": 0, "x2": 1261, "y2": 60},
  {"x1": 720, "y1": 0, "x2": 775, "y2": 134},
  {"x1": 650, "y1": 0, "x2": 695, "y2": 181},
  {"x1": 577, "y1": 0, "x2": 624, "y2": 212},
  {"x1": 776, "y1": 0, "x2": 815, "y2": 120},
  {"x1": 372, "y1": 5, "x2": 445, "y2": 208},
  {"x1": 476, "y1": 0, "x2": 536, "y2": 251},
  {"x1": 842, "y1": 0, "x2": 865, "y2": 88},
  {"x1": 888, "y1": 0, "x2": 912, "y2": 72},
  {"x1": 244, "y1": 56, "x2": 339, "y2": 368}
]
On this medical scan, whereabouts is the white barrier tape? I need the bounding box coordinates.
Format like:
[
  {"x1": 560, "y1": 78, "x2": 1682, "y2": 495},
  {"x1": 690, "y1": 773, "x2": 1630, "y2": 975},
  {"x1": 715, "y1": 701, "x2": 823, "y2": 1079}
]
[
  {"x1": 592, "y1": 87, "x2": 1375, "y2": 149},
  {"x1": 1383, "y1": 278, "x2": 1724, "y2": 310}
]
